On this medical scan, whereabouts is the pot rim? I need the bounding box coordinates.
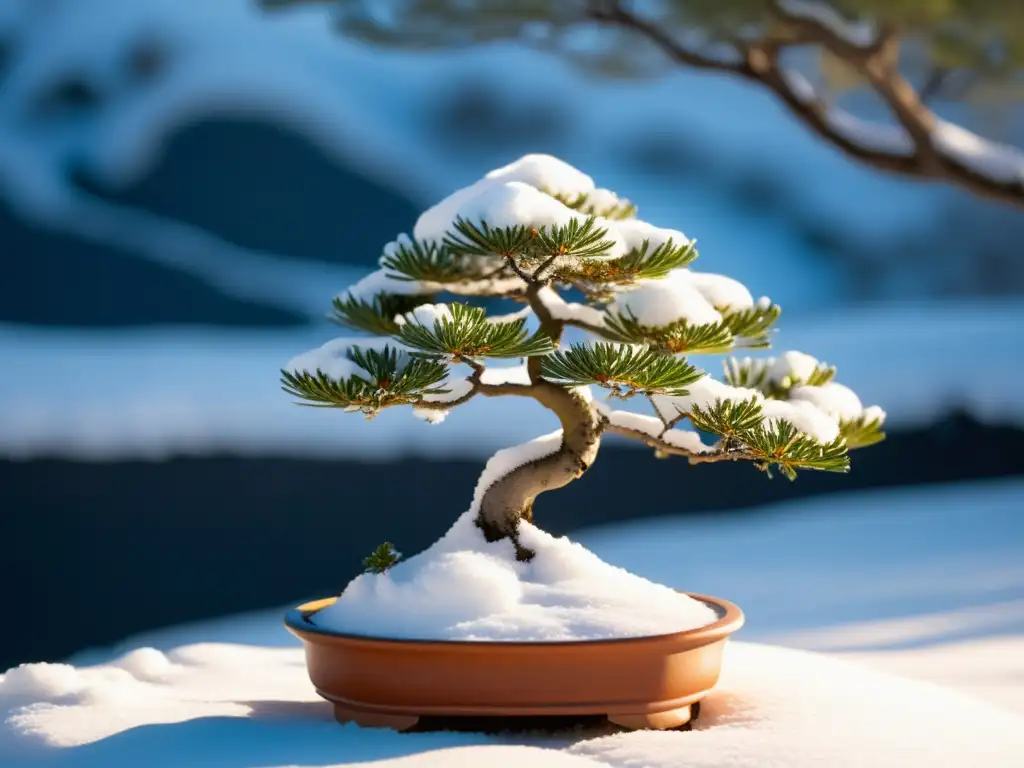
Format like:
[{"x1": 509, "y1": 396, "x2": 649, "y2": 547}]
[{"x1": 284, "y1": 592, "x2": 744, "y2": 649}]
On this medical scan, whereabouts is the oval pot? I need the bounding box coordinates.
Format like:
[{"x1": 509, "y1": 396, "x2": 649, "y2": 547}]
[{"x1": 285, "y1": 593, "x2": 743, "y2": 731}]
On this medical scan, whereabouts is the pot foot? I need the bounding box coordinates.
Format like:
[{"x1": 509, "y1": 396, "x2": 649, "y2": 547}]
[
  {"x1": 608, "y1": 704, "x2": 693, "y2": 731},
  {"x1": 333, "y1": 704, "x2": 419, "y2": 731}
]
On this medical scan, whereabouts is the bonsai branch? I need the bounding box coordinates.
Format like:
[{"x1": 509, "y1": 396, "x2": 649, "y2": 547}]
[
  {"x1": 413, "y1": 364, "x2": 534, "y2": 412},
  {"x1": 602, "y1": 420, "x2": 756, "y2": 465},
  {"x1": 523, "y1": 283, "x2": 566, "y2": 384}
]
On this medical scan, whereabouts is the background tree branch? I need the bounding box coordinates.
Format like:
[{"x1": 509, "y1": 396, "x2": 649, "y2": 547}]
[
  {"x1": 587, "y1": 1, "x2": 1024, "y2": 207},
  {"x1": 263, "y1": 0, "x2": 1024, "y2": 208}
]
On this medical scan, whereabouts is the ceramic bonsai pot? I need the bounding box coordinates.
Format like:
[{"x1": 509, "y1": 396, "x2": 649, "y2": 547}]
[{"x1": 285, "y1": 593, "x2": 744, "y2": 731}]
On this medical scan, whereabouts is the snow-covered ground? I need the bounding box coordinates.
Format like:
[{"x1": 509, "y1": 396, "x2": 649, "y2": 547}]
[{"x1": 3, "y1": 478, "x2": 1022, "y2": 766}]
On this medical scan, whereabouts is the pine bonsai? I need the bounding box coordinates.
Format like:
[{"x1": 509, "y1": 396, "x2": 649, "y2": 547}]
[{"x1": 282, "y1": 155, "x2": 885, "y2": 564}]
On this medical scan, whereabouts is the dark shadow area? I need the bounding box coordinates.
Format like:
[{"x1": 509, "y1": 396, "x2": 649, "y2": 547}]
[
  {"x1": 0, "y1": 201, "x2": 305, "y2": 328},
  {"x1": 8, "y1": 715, "x2": 495, "y2": 768},
  {"x1": 73, "y1": 118, "x2": 420, "y2": 267},
  {"x1": 410, "y1": 713, "x2": 612, "y2": 735},
  {"x1": 2, "y1": 694, "x2": 709, "y2": 767}
]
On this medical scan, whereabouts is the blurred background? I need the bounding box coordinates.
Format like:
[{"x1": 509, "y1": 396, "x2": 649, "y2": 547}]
[{"x1": 1, "y1": 0, "x2": 1023, "y2": 670}]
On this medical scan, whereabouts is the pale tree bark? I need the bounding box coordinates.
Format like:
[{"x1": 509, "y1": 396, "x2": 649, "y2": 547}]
[
  {"x1": 409, "y1": 284, "x2": 603, "y2": 561},
  {"x1": 475, "y1": 382, "x2": 601, "y2": 560}
]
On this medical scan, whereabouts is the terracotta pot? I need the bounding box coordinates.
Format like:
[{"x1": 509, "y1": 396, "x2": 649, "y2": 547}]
[{"x1": 285, "y1": 593, "x2": 743, "y2": 731}]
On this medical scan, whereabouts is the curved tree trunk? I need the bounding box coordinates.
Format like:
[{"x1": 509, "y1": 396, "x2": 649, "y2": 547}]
[{"x1": 475, "y1": 383, "x2": 602, "y2": 561}]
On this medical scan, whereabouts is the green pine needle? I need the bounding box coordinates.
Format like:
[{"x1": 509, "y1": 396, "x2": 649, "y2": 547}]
[
  {"x1": 840, "y1": 412, "x2": 887, "y2": 449},
  {"x1": 330, "y1": 293, "x2": 434, "y2": 335},
  {"x1": 559, "y1": 239, "x2": 697, "y2": 285},
  {"x1": 541, "y1": 342, "x2": 701, "y2": 398},
  {"x1": 772, "y1": 363, "x2": 837, "y2": 396},
  {"x1": 397, "y1": 302, "x2": 555, "y2": 359},
  {"x1": 744, "y1": 420, "x2": 850, "y2": 480},
  {"x1": 686, "y1": 394, "x2": 852, "y2": 478},
  {"x1": 603, "y1": 309, "x2": 735, "y2": 354},
  {"x1": 445, "y1": 216, "x2": 620, "y2": 265},
  {"x1": 546, "y1": 189, "x2": 638, "y2": 220},
  {"x1": 723, "y1": 357, "x2": 770, "y2": 390},
  {"x1": 805, "y1": 366, "x2": 837, "y2": 386},
  {"x1": 280, "y1": 345, "x2": 449, "y2": 415},
  {"x1": 444, "y1": 218, "x2": 533, "y2": 258},
  {"x1": 721, "y1": 304, "x2": 781, "y2": 348},
  {"x1": 380, "y1": 238, "x2": 502, "y2": 283},
  {"x1": 689, "y1": 397, "x2": 765, "y2": 440},
  {"x1": 363, "y1": 541, "x2": 402, "y2": 574},
  {"x1": 723, "y1": 356, "x2": 836, "y2": 398}
]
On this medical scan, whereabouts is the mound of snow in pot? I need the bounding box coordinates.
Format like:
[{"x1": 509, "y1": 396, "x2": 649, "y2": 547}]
[{"x1": 313, "y1": 431, "x2": 718, "y2": 641}]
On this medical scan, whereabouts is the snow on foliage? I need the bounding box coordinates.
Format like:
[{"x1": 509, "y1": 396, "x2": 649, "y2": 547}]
[
  {"x1": 298, "y1": 152, "x2": 878, "y2": 476},
  {"x1": 681, "y1": 271, "x2": 755, "y2": 310},
  {"x1": 536, "y1": 287, "x2": 606, "y2": 328},
  {"x1": 861, "y1": 404, "x2": 887, "y2": 424},
  {"x1": 417, "y1": 178, "x2": 627, "y2": 262},
  {"x1": 613, "y1": 218, "x2": 689, "y2": 254},
  {"x1": 399, "y1": 303, "x2": 454, "y2": 328},
  {"x1": 760, "y1": 398, "x2": 842, "y2": 443},
  {"x1": 608, "y1": 272, "x2": 723, "y2": 327},
  {"x1": 789, "y1": 381, "x2": 864, "y2": 421},
  {"x1": 344, "y1": 269, "x2": 434, "y2": 301},
  {"x1": 479, "y1": 363, "x2": 533, "y2": 387},
  {"x1": 485, "y1": 154, "x2": 597, "y2": 196},
  {"x1": 653, "y1": 376, "x2": 764, "y2": 421},
  {"x1": 452, "y1": 182, "x2": 577, "y2": 236},
  {"x1": 767, "y1": 350, "x2": 823, "y2": 386},
  {"x1": 285, "y1": 337, "x2": 400, "y2": 381},
  {"x1": 413, "y1": 154, "x2": 611, "y2": 245}
]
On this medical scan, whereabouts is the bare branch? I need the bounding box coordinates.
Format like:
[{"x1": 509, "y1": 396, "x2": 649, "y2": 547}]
[
  {"x1": 412, "y1": 385, "x2": 480, "y2": 412},
  {"x1": 503, "y1": 254, "x2": 534, "y2": 284},
  {"x1": 586, "y1": 1, "x2": 745, "y2": 75},
  {"x1": 589, "y1": 1, "x2": 1024, "y2": 208},
  {"x1": 560, "y1": 315, "x2": 608, "y2": 337}
]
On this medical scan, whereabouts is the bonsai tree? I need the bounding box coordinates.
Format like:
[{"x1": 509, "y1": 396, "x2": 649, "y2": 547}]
[{"x1": 282, "y1": 154, "x2": 885, "y2": 566}]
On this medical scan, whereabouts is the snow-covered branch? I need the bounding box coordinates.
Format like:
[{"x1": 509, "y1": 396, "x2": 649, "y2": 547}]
[{"x1": 603, "y1": 419, "x2": 751, "y2": 463}]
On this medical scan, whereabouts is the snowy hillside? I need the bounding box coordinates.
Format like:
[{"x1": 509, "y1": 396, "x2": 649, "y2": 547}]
[
  {"x1": 1, "y1": 0, "x2": 1021, "y2": 460},
  {"x1": 0, "y1": 0, "x2": 956, "y2": 315}
]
